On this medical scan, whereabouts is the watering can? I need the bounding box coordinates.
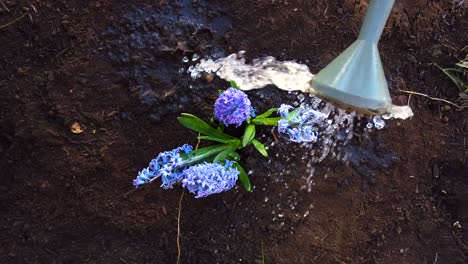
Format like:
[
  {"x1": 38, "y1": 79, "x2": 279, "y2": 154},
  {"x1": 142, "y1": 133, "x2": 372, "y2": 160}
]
[{"x1": 312, "y1": 0, "x2": 396, "y2": 114}]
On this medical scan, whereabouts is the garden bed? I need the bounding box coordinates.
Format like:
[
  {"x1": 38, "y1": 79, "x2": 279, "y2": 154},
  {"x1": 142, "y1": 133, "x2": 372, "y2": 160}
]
[{"x1": 1, "y1": 0, "x2": 467, "y2": 263}]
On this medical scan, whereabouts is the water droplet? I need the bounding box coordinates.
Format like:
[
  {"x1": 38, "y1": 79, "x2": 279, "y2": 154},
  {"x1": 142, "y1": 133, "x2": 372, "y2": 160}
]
[
  {"x1": 192, "y1": 54, "x2": 200, "y2": 61},
  {"x1": 366, "y1": 123, "x2": 373, "y2": 129},
  {"x1": 381, "y1": 113, "x2": 393, "y2": 120},
  {"x1": 373, "y1": 116, "x2": 385, "y2": 130},
  {"x1": 178, "y1": 68, "x2": 185, "y2": 74},
  {"x1": 297, "y1": 93, "x2": 305, "y2": 102},
  {"x1": 182, "y1": 56, "x2": 189, "y2": 63}
]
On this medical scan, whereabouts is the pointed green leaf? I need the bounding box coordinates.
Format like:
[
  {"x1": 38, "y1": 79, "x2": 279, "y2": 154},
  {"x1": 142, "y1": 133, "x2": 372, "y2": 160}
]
[
  {"x1": 230, "y1": 80, "x2": 239, "y2": 89},
  {"x1": 185, "y1": 144, "x2": 231, "y2": 165},
  {"x1": 198, "y1": 136, "x2": 231, "y2": 144},
  {"x1": 178, "y1": 113, "x2": 235, "y2": 140},
  {"x1": 242, "y1": 124, "x2": 256, "y2": 147},
  {"x1": 228, "y1": 151, "x2": 240, "y2": 161},
  {"x1": 213, "y1": 147, "x2": 236, "y2": 162},
  {"x1": 233, "y1": 162, "x2": 251, "y2": 192},
  {"x1": 286, "y1": 107, "x2": 301, "y2": 121},
  {"x1": 251, "y1": 139, "x2": 268, "y2": 157},
  {"x1": 190, "y1": 144, "x2": 224, "y2": 156},
  {"x1": 252, "y1": 117, "x2": 281, "y2": 126},
  {"x1": 256, "y1": 108, "x2": 278, "y2": 119}
]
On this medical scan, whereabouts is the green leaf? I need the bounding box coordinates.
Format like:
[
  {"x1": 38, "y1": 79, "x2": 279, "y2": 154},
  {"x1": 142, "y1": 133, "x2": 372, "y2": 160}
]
[
  {"x1": 198, "y1": 135, "x2": 231, "y2": 144},
  {"x1": 178, "y1": 113, "x2": 235, "y2": 140},
  {"x1": 190, "y1": 144, "x2": 223, "y2": 156},
  {"x1": 213, "y1": 147, "x2": 236, "y2": 162},
  {"x1": 436, "y1": 64, "x2": 465, "y2": 92},
  {"x1": 252, "y1": 117, "x2": 281, "y2": 126},
  {"x1": 256, "y1": 108, "x2": 278, "y2": 119},
  {"x1": 251, "y1": 139, "x2": 268, "y2": 157},
  {"x1": 242, "y1": 124, "x2": 256, "y2": 147},
  {"x1": 233, "y1": 162, "x2": 251, "y2": 192},
  {"x1": 230, "y1": 80, "x2": 239, "y2": 89},
  {"x1": 286, "y1": 107, "x2": 301, "y2": 121},
  {"x1": 228, "y1": 151, "x2": 240, "y2": 161},
  {"x1": 185, "y1": 144, "x2": 231, "y2": 165}
]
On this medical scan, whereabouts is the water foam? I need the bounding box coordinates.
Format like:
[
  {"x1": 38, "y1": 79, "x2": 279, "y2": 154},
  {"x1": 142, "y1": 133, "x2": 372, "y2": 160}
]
[{"x1": 188, "y1": 51, "x2": 413, "y2": 120}]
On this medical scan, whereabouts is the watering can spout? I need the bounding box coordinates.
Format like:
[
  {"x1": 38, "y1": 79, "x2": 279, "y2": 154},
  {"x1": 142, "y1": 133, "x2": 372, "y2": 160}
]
[{"x1": 312, "y1": 0, "x2": 397, "y2": 114}]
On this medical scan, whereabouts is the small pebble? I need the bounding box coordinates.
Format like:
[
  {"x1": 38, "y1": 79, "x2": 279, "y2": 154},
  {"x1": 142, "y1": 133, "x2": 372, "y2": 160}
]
[
  {"x1": 205, "y1": 73, "x2": 214, "y2": 83},
  {"x1": 441, "y1": 105, "x2": 451, "y2": 111}
]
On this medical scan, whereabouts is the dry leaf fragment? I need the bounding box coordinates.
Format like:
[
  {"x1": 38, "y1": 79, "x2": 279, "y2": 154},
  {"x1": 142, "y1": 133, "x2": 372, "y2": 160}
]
[{"x1": 70, "y1": 122, "x2": 84, "y2": 134}]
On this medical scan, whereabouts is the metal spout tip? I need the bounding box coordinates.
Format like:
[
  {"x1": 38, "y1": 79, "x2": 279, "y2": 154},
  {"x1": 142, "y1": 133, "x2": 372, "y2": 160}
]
[{"x1": 312, "y1": 40, "x2": 392, "y2": 113}]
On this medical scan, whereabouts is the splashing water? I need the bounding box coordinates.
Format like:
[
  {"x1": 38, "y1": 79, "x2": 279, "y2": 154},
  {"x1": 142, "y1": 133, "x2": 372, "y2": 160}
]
[
  {"x1": 188, "y1": 51, "x2": 413, "y2": 119},
  {"x1": 189, "y1": 51, "x2": 315, "y2": 93}
]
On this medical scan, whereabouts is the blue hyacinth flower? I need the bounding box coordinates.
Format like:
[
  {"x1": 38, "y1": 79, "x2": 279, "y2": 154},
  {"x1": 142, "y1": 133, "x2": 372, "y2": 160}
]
[
  {"x1": 133, "y1": 144, "x2": 193, "y2": 189},
  {"x1": 277, "y1": 104, "x2": 325, "y2": 143},
  {"x1": 181, "y1": 160, "x2": 239, "y2": 198},
  {"x1": 214, "y1": 88, "x2": 254, "y2": 127}
]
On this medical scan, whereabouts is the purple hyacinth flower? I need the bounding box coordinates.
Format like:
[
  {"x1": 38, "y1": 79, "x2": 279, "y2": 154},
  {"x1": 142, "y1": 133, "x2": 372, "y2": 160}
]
[
  {"x1": 278, "y1": 104, "x2": 293, "y2": 117},
  {"x1": 181, "y1": 161, "x2": 239, "y2": 198},
  {"x1": 214, "y1": 88, "x2": 253, "y2": 127},
  {"x1": 277, "y1": 104, "x2": 325, "y2": 143},
  {"x1": 133, "y1": 144, "x2": 193, "y2": 188},
  {"x1": 284, "y1": 125, "x2": 318, "y2": 143}
]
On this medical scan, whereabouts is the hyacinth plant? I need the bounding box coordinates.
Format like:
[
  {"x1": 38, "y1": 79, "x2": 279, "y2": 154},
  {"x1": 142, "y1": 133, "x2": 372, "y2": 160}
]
[
  {"x1": 277, "y1": 103, "x2": 326, "y2": 143},
  {"x1": 134, "y1": 81, "x2": 325, "y2": 198}
]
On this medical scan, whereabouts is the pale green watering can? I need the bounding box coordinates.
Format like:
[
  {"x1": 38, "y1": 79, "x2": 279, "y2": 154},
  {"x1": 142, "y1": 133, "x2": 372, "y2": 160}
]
[{"x1": 312, "y1": 0, "x2": 396, "y2": 114}]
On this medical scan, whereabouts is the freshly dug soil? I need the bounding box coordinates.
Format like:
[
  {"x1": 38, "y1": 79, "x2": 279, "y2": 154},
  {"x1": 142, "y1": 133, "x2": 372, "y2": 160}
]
[{"x1": 1, "y1": 0, "x2": 467, "y2": 263}]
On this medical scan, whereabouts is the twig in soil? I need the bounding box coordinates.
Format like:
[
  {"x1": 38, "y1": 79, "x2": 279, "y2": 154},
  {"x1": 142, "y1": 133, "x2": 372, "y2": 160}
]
[
  {"x1": 0, "y1": 13, "x2": 32, "y2": 30},
  {"x1": 399, "y1": 89, "x2": 464, "y2": 109},
  {"x1": 195, "y1": 133, "x2": 201, "y2": 150},
  {"x1": 0, "y1": 0, "x2": 10, "y2": 12},
  {"x1": 407, "y1": 94, "x2": 412, "y2": 106},
  {"x1": 261, "y1": 243, "x2": 265, "y2": 264},
  {"x1": 271, "y1": 129, "x2": 279, "y2": 145},
  {"x1": 177, "y1": 190, "x2": 185, "y2": 264}
]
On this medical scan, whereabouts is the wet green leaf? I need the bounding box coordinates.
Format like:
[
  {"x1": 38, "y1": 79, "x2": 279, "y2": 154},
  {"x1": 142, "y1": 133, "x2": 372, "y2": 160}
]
[
  {"x1": 186, "y1": 144, "x2": 231, "y2": 165},
  {"x1": 230, "y1": 80, "x2": 239, "y2": 89},
  {"x1": 286, "y1": 107, "x2": 301, "y2": 121},
  {"x1": 252, "y1": 117, "x2": 281, "y2": 126},
  {"x1": 242, "y1": 124, "x2": 256, "y2": 147},
  {"x1": 213, "y1": 147, "x2": 236, "y2": 162},
  {"x1": 233, "y1": 162, "x2": 251, "y2": 192},
  {"x1": 198, "y1": 136, "x2": 231, "y2": 144},
  {"x1": 228, "y1": 151, "x2": 240, "y2": 161},
  {"x1": 256, "y1": 108, "x2": 278, "y2": 119},
  {"x1": 251, "y1": 139, "x2": 268, "y2": 157},
  {"x1": 178, "y1": 113, "x2": 235, "y2": 140}
]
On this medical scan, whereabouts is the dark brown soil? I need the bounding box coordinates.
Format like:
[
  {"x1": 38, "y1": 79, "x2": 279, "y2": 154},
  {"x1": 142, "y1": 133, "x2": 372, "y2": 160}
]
[{"x1": 1, "y1": 0, "x2": 467, "y2": 263}]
